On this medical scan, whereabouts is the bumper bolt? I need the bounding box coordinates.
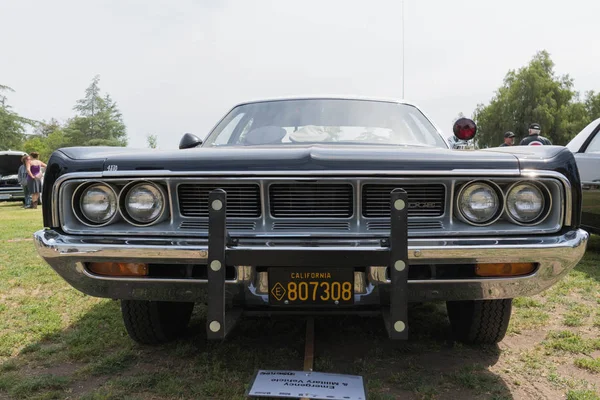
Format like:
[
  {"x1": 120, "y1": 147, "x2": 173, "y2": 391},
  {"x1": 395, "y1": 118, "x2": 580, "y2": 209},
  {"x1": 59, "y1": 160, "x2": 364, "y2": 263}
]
[
  {"x1": 393, "y1": 199, "x2": 406, "y2": 211},
  {"x1": 394, "y1": 260, "x2": 406, "y2": 271},
  {"x1": 211, "y1": 199, "x2": 223, "y2": 211},
  {"x1": 210, "y1": 260, "x2": 222, "y2": 271},
  {"x1": 209, "y1": 321, "x2": 221, "y2": 332},
  {"x1": 394, "y1": 321, "x2": 406, "y2": 332}
]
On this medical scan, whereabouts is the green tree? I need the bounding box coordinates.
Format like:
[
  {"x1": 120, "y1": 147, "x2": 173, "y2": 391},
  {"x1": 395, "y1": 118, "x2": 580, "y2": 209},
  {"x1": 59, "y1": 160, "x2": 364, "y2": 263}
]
[
  {"x1": 146, "y1": 134, "x2": 158, "y2": 149},
  {"x1": 0, "y1": 85, "x2": 33, "y2": 151},
  {"x1": 23, "y1": 120, "x2": 67, "y2": 161},
  {"x1": 64, "y1": 76, "x2": 128, "y2": 147},
  {"x1": 585, "y1": 91, "x2": 600, "y2": 121},
  {"x1": 473, "y1": 51, "x2": 589, "y2": 147}
]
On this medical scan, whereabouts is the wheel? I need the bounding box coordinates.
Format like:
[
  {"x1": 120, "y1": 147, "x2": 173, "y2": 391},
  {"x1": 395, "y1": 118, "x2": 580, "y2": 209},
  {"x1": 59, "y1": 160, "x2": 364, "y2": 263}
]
[
  {"x1": 120, "y1": 300, "x2": 194, "y2": 345},
  {"x1": 446, "y1": 299, "x2": 512, "y2": 344}
]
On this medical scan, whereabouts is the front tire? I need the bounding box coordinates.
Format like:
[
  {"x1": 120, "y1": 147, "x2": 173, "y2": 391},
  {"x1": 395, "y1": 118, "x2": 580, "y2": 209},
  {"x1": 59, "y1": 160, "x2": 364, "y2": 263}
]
[
  {"x1": 446, "y1": 299, "x2": 512, "y2": 344},
  {"x1": 121, "y1": 300, "x2": 194, "y2": 345}
]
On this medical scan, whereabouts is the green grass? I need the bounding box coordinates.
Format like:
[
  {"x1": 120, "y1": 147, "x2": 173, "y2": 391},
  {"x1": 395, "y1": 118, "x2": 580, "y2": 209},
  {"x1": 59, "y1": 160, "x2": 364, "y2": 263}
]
[
  {"x1": 1, "y1": 202, "x2": 599, "y2": 399},
  {"x1": 575, "y1": 358, "x2": 600, "y2": 374},
  {"x1": 567, "y1": 389, "x2": 600, "y2": 400}
]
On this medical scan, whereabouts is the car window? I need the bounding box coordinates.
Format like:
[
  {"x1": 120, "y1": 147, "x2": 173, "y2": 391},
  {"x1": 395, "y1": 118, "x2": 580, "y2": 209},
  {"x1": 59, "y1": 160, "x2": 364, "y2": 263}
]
[
  {"x1": 212, "y1": 113, "x2": 246, "y2": 145},
  {"x1": 203, "y1": 99, "x2": 447, "y2": 148},
  {"x1": 585, "y1": 131, "x2": 600, "y2": 154}
]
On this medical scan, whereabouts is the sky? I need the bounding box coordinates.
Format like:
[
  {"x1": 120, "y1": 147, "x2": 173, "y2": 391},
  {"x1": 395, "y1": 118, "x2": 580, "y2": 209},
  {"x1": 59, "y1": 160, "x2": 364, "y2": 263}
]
[{"x1": 1, "y1": 0, "x2": 599, "y2": 149}]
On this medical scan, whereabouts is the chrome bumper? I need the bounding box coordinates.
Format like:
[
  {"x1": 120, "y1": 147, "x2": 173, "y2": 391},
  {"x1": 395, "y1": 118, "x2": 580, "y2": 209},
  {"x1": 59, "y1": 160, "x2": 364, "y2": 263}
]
[{"x1": 34, "y1": 229, "x2": 589, "y2": 304}]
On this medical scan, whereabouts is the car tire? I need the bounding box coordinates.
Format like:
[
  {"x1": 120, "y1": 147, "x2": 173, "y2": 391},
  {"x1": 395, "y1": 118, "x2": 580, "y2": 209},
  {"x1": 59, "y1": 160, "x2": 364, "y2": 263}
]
[
  {"x1": 120, "y1": 300, "x2": 194, "y2": 345},
  {"x1": 446, "y1": 299, "x2": 512, "y2": 344}
]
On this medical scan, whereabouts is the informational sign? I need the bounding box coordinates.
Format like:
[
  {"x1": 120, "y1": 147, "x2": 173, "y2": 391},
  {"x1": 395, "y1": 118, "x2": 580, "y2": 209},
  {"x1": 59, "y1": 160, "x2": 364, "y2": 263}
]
[{"x1": 248, "y1": 370, "x2": 366, "y2": 400}]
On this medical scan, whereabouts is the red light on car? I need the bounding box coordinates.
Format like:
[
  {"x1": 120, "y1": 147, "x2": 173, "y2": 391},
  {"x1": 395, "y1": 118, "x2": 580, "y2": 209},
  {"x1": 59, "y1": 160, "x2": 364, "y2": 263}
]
[{"x1": 453, "y1": 118, "x2": 477, "y2": 141}]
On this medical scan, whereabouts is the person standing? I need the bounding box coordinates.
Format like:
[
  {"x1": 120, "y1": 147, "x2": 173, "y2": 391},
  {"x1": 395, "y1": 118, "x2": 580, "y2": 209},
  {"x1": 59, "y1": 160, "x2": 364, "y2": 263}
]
[
  {"x1": 26, "y1": 152, "x2": 46, "y2": 209},
  {"x1": 17, "y1": 155, "x2": 32, "y2": 208},
  {"x1": 499, "y1": 131, "x2": 515, "y2": 147},
  {"x1": 519, "y1": 123, "x2": 552, "y2": 146}
]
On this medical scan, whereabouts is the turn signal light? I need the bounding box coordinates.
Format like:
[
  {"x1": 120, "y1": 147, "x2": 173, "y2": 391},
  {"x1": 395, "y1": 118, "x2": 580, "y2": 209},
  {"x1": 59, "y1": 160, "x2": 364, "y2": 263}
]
[
  {"x1": 88, "y1": 262, "x2": 148, "y2": 276},
  {"x1": 475, "y1": 263, "x2": 536, "y2": 277}
]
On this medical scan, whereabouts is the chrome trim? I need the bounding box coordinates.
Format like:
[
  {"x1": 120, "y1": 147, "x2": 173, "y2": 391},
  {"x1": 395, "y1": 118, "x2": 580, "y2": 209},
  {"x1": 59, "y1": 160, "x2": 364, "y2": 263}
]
[
  {"x1": 455, "y1": 180, "x2": 504, "y2": 227},
  {"x1": 101, "y1": 169, "x2": 522, "y2": 178},
  {"x1": 50, "y1": 169, "x2": 572, "y2": 232},
  {"x1": 118, "y1": 181, "x2": 168, "y2": 227},
  {"x1": 522, "y1": 169, "x2": 572, "y2": 226},
  {"x1": 34, "y1": 228, "x2": 588, "y2": 303},
  {"x1": 72, "y1": 182, "x2": 120, "y2": 228},
  {"x1": 504, "y1": 181, "x2": 552, "y2": 226}
]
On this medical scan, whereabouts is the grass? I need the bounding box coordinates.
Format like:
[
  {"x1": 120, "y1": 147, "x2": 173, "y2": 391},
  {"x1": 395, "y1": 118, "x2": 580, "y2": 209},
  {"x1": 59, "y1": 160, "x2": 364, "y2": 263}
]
[{"x1": 0, "y1": 201, "x2": 599, "y2": 399}]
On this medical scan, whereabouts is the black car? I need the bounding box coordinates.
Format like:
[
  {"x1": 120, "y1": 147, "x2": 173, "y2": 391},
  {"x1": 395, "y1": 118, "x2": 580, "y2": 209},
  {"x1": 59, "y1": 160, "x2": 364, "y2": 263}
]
[
  {"x1": 34, "y1": 97, "x2": 588, "y2": 345},
  {"x1": 0, "y1": 151, "x2": 27, "y2": 202}
]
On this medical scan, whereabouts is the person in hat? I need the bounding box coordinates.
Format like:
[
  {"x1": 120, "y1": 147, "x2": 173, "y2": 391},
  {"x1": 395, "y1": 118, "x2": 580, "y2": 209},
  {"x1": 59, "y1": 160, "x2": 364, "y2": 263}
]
[
  {"x1": 519, "y1": 123, "x2": 552, "y2": 146},
  {"x1": 499, "y1": 131, "x2": 515, "y2": 147}
]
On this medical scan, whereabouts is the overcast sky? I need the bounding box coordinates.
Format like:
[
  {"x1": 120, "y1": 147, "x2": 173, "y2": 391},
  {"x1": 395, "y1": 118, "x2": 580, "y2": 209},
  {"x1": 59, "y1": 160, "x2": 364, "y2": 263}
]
[{"x1": 2, "y1": 0, "x2": 599, "y2": 149}]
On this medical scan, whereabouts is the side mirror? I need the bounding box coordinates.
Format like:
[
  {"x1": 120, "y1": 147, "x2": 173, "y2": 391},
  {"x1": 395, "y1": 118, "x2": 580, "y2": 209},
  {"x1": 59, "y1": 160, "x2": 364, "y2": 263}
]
[{"x1": 179, "y1": 133, "x2": 202, "y2": 149}]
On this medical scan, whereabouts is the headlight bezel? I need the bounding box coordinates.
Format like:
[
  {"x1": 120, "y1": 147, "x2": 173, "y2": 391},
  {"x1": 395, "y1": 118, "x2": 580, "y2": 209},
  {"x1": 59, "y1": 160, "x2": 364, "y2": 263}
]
[
  {"x1": 455, "y1": 180, "x2": 504, "y2": 226},
  {"x1": 118, "y1": 181, "x2": 168, "y2": 227},
  {"x1": 504, "y1": 181, "x2": 552, "y2": 226},
  {"x1": 72, "y1": 181, "x2": 120, "y2": 227}
]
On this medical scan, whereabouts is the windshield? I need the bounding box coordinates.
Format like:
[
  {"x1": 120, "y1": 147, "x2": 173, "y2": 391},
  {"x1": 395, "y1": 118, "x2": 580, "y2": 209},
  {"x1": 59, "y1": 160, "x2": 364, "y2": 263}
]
[{"x1": 204, "y1": 99, "x2": 447, "y2": 148}]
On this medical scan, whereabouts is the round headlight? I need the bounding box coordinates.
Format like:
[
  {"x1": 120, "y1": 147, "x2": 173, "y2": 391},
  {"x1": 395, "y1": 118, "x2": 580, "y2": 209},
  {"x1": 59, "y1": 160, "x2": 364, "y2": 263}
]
[
  {"x1": 458, "y1": 181, "x2": 502, "y2": 225},
  {"x1": 506, "y1": 182, "x2": 547, "y2": 224},
  {"x1": 122, "y1": 183, "x2": 165, "y2": 224},
  {"x1": 78, "y1": 183, "x2": 118, "y2": 225}
]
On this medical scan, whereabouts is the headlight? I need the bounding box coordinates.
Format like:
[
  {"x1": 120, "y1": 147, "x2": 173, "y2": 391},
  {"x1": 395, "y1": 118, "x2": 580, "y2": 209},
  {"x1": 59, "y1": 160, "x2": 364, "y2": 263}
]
[
  {"x1": 506, "y1": 182, "x2": 548, "y2": 224},
  {"x1": 121, "y1": 182, "x2": 166, "y2": 225},
  {"x1": 77, "y1": 183, "x2": 118, "y2": 225},
  {"x1": 457, "y1": 181, "x2": 502, "y2": 225}
]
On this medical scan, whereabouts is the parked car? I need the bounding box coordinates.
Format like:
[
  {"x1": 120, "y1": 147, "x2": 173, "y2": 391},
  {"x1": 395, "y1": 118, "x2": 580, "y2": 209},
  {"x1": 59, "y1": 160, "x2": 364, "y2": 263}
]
[
  {"x1": 0, "y1": 150, "x2": 27, "y2": 202},
  {"x1": 34, "y1": 97, "x2": 588, "y2": 345},
  {"x1": 567, "y1": 117, "x2": 600, "y2": 235}
]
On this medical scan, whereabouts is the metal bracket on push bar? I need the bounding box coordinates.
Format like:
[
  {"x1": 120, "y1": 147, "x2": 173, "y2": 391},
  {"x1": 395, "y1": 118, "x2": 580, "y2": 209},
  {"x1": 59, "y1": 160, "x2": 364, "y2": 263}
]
[
  {"x1": 206, "y1": 189, "x2": 242, "y2": 339},
  {"x1": 383, "y1": 188, "x2": 409, "y2": 340},
  {"x1": 205, "y1": 188, "x2": 409, "y2": 341}
]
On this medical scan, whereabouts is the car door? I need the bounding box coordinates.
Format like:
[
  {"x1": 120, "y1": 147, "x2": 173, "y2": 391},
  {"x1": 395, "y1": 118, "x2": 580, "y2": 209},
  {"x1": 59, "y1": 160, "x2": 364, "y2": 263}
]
[{"x1": 574, "y1": 121, "x2": 600, "y2": 234}]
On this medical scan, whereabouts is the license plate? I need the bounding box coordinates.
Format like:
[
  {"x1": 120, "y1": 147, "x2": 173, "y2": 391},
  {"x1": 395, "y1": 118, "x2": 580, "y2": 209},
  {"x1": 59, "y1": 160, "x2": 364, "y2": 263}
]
[
  {"x1": 269, "y1": 268, "x2": 354, "y2": 305},
  {"x1": 0, "y1": 194, "x2": 10, "y2": 200}
]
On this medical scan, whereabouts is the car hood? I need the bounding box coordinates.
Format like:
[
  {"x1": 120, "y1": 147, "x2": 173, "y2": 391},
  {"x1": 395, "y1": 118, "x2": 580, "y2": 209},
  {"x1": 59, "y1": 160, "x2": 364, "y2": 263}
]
[
  {"x1": 56, "y1": 145, "x2": 527, "y2": 173},
  {"x1": 0, "y1": 153, "x2": 24, "y2": 176}
]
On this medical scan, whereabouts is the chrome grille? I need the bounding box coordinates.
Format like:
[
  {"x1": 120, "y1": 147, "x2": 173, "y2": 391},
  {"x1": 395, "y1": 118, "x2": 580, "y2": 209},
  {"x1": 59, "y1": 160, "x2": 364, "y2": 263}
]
[
  {"x1": 179, "y1": 220, "x2": 256, "y2": 231},
  {"x1": 269, "y1": 183, "x2": 353, "y2": 218},
  {"x1": 362, "y1": 184, "x2": 445, "y2": 217},
  {"x1": 366, "y1": 221, "x2": 444, "y2": 231},
  {"x1": 272, "y1": 221, "x2": 351, "y2": 231},
  {"x1": 178, "y1": 184, "x2": 261, "y2": 217}
]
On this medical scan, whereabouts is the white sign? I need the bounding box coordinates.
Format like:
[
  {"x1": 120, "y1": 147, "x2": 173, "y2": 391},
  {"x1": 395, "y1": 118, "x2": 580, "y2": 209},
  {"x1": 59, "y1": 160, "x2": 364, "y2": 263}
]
[
  {"x1": 0, "y1": 194, "x2": 11, "y2": 200},
  {"x1": 248, "y1": 370, "x2": 366, "y2": 400}
]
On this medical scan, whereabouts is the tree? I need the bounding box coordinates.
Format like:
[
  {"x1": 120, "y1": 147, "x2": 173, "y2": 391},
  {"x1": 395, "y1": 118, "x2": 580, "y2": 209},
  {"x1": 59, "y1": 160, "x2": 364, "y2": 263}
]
[
  {"x1": 64, "y1": 76, "x2": 128, "y2": 147},
  {"x1": 473, "y1": 51, "x2": 590, "y2": 148},
  {"x1": 23, "y1": 120, "x2": 67, "y2": 161},
  {"x1": 585, "y1": 91, "x2": 600, "y2": 121},
  {"x1": 0, "y1": 84, "x2": 32, "y2": 151},
  {"x1": 146, "y1": 134, "x2": 158, "y2": 149}
]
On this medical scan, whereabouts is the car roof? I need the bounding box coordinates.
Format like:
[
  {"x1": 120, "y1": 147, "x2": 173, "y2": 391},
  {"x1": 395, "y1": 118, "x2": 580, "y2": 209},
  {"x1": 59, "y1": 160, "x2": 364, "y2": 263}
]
[
  {"x1": 0, "y1": 150, "x2": 27, "y2": 156},
  {"x1": 233, "y1": 95, "x2": 418, "y2": 108}
]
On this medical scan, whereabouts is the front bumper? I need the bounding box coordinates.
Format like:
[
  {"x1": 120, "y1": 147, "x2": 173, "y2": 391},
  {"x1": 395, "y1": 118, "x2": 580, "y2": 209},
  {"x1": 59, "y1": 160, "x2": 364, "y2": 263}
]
[
  {"x1": 34, "y1": 228, "x2": 588, "y2": 304},
  {"x1": 0, "y1": 188, "x2": 24, "y2": 201}
]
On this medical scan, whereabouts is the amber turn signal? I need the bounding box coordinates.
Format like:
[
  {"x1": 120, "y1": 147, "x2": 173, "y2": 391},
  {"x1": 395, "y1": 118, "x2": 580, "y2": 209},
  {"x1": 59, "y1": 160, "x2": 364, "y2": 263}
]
[
  {"x1": 475, "y1": 263, "x2": 536, "y2": 277},
  {"x1": 88, "y1": 262, "x2": 148, "y2": 276}
]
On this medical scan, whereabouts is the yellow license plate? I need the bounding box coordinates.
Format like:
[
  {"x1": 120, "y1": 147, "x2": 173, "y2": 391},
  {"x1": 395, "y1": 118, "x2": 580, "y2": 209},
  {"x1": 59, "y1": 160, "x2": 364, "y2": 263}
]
[{"x1": 268, "y1": 268, "x2": 354, "y2": 305}]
